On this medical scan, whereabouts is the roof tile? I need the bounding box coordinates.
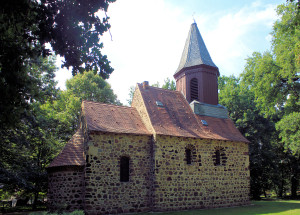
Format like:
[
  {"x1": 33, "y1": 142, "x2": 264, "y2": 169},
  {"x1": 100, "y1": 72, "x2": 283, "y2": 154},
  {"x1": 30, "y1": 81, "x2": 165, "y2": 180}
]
[
  {"x1": 48, "y1": 129, "x2": 85, "y2": 168},
  {"x1": 83, "y1": 101, "x2": 151, "y2": 135},
  {"x1": 137, "y1": 84, "x2": 249, "y2": 143}
]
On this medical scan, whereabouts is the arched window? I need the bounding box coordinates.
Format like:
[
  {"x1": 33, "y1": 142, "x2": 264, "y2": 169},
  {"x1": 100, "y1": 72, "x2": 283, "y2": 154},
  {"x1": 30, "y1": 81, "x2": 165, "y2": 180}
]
[
  {"x1": 213, "y1": 147, "x2": 226, "y2": 166},
  {"x1": 185, "y1": 148, "x2": 192, "y2": 164},
  {"x1": 120, "y1": 156, "x2": 130, "y2": 182},
  {"x1": 185, "y1": 145, "x2": 197, "y2": 165},
  {"x1": 190, "y1": 78, "x2": 198, "y2": 101}
]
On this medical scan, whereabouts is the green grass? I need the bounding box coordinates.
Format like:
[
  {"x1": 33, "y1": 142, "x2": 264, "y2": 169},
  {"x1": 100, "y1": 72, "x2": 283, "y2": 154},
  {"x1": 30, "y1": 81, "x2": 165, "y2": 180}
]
[
  {"x1": 134, "y1": 200, "x2": 300, "y2": 215},
  {"x1": 1, "y1": 200, "x2": 299, "y2": 215}
]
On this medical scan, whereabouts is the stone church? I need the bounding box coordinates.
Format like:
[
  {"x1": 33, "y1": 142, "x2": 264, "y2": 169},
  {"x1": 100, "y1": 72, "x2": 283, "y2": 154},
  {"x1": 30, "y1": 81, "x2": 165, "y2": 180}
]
[{"x1": 47, "y1": 22, "x2": 250, "y2": 214}]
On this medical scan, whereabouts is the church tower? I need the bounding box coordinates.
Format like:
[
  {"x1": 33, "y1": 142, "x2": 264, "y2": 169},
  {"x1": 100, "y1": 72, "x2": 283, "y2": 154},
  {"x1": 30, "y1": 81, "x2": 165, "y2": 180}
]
[{"x1": 174, "y1": 22, "x2": 219, "y2": 105}]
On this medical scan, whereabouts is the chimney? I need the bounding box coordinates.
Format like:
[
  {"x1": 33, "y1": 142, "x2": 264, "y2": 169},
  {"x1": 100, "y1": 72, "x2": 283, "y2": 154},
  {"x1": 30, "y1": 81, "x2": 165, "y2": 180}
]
[{"x1": 142, "y1": 81, "x2": 149, "y2": 89}]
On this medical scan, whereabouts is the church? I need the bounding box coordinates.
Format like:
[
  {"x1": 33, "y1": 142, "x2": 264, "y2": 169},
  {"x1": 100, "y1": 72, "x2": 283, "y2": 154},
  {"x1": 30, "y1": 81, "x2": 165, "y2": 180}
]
[{"x1": 47, "y1": 22, "x2": 250, "y2": 214}]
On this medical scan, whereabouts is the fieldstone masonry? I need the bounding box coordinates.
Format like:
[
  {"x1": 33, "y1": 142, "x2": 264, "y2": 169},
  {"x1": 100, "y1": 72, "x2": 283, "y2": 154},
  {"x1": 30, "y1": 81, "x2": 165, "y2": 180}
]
[
  {"x1": 152, "y1": 135, "x2": 250, "y2": 211},
  {"x1": 84, "y1": 133, "x2": 153, "y2": 214},
  {"x1": 48, "y1": 167, "x2": 84, "y2": 211}
]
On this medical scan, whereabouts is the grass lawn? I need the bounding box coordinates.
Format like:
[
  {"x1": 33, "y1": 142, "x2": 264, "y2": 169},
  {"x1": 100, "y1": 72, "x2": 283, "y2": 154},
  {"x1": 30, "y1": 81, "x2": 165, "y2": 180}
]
[
  {"x1": 133, "y1": 200, "x2": 300, "y2": 215},
  {"x1": 1, "y1": 200, "x2": 299, "y2": 215}
]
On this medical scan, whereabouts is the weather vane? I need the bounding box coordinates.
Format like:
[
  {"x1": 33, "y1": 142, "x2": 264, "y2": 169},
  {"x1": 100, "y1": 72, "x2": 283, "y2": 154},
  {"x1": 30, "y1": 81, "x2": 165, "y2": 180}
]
[{"x1": 192, "y1": 12, "x2": 196, "y2": 23}]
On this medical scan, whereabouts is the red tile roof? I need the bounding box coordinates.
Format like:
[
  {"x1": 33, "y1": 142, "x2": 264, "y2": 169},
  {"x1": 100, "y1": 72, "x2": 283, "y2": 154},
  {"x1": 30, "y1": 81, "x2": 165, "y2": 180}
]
[
  {"x1": 48, "y1": 129, "x2": 85, "y2": 168},
  {"x1": 195, "y1": 115, "x2": 249, "y2": 143},
  {"x1": 137, "y1": 84, "x2": 249, "y2": 143},
  {"x1": 83, "y1": 100, "x2": 151, "y2": 135}
]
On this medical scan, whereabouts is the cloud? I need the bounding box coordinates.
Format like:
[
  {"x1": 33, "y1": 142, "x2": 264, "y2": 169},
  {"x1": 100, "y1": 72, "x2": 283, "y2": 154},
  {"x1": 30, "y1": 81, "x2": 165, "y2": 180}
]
[{"x1": 206, "y1": 1, "x2": 278, "y2": 78}]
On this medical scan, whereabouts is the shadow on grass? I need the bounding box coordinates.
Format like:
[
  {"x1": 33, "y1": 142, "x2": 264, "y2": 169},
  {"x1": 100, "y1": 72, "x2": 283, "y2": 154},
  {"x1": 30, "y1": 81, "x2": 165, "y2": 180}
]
[{"x1": 134, "y1": 200, "x2": 300, "y2": 215}]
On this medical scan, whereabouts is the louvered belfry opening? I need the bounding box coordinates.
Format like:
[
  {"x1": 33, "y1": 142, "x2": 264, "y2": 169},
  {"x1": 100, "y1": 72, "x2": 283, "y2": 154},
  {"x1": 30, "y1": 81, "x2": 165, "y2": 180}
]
[{"x1": 190, "y1": 78, "x2": 198, "y2": 101}]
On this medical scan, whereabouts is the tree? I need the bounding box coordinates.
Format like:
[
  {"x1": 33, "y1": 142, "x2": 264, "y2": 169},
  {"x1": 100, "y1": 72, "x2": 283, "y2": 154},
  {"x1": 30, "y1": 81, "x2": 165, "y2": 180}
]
[
  {"x1": 0, "y1": 56, "x2": 61, "y2": 209},
  {"x1": 0, "y1": 0, "x2": 115, "y2": 127},
  {"x1": 126, "y1": 78, "x2": 176, "y2": 106},
  {"x1": 218, "y1": 75, "x2": 279, "y2": 199},
  {"x1": 276, "y1": 112, "x2": 300, "y2": 156},
  {"x1": 40, "y1": 71, "x2": 121, "y2": 141},
  {"x1": 162, "y1": 78, "x2": 176, "y2": 91},
  {"x1": 127, "y1": 86, "x2": 136, "y2": 106},
  {"x1": 152, "y1": 78, "x2": 176, "y2": 90},
  {"x1": 1, "y1": 68, "x2": 120, "y2": 208},
  {"x1": 236, "y1": 2, "x2": 300, "y2": 199}
]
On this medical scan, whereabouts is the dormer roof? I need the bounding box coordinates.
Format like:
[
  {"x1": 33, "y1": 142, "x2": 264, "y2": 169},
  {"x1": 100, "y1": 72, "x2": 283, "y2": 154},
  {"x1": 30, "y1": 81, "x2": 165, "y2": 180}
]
[{"x1": 175, "y1": 22, "x2": 217, "y2": 75}]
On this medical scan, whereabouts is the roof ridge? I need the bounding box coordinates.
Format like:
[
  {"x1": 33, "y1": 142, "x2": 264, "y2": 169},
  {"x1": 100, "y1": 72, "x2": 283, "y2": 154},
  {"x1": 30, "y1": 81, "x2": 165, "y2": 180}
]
[
  {"x1": 137, "y1": 83, "x2": 180, "y2": 94},
  {"x1": 83, "y1": 100, "x2": 134, "y2": 109}
]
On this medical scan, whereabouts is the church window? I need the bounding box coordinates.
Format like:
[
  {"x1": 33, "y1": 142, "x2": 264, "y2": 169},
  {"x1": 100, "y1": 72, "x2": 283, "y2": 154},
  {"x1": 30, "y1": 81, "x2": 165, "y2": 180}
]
[
  {"x1": 213, "y1": 147, "x2": 227, "y2": 166},
  {"x1": 190, "y1": 78, "x2": 198, "y2": 101},
  {"x1": 186, "y1": 148, "x2": 192, "y2": 164},
  {"x1": 185, "y1": 144, "x2": 197, "y2": 165},
  {"x1": 120, "y1": 156, "x2": 130, "y2": 182},
  {"x1": 215, "y1": 150, "x2": 221, "y2": 166}
]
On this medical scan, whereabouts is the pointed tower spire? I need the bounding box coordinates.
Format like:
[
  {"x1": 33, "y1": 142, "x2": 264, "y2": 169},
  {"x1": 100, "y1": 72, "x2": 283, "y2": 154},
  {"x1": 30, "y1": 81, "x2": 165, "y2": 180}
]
[
  {"x1": 175, "y1": 22, "x2": 217, "y2": 74},
  {"x1": 174, "y1": 22, "x2": 220, "y2": 105}
]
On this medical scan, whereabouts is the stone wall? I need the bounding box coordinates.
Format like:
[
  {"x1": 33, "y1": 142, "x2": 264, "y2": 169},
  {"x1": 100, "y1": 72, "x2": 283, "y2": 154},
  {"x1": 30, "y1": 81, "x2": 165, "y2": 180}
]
[
  {"x1": 152, "y1": 135, "x2": 250, "y2": 211},
  {"x1": 48, "y1": 167, "x2": 84, "y2": 211},
  {"x1": 84, "y1": 132, "x2": 153, "y2": 214}
]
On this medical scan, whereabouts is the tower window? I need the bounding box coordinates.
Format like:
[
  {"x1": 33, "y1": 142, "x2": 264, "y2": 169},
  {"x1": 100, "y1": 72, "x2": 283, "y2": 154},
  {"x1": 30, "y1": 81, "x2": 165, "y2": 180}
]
[
  {"x1": 190, "y1": 78, "x2": 198, "y2": 101},
  {"x1": 120, "y1": 156, "x2": 130, "y2": 182}
]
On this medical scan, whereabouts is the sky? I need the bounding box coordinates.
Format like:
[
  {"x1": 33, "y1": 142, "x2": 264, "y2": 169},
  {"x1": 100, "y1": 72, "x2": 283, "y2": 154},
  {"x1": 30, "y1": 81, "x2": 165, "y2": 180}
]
[{"x1": 55, "y1": 0, "x2": 286, "y2": 105}]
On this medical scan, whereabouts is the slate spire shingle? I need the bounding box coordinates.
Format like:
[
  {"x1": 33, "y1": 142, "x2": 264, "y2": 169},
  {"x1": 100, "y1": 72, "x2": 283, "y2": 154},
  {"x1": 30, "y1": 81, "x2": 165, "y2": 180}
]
[{"x1": 175, "y1": 22, "x2": 217, "y2": 74}]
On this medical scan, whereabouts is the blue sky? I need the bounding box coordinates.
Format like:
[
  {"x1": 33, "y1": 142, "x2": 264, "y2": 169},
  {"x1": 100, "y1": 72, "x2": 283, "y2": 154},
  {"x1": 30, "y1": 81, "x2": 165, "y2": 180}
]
[{"x1": 55, "y1": 0, "x2": 286, "y2": 105}]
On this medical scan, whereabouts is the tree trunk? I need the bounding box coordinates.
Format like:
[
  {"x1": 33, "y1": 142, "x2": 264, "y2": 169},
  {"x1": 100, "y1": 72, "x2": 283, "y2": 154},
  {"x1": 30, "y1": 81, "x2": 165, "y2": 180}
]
[
  {"x1": 32, "y1": 191, "x2": 39, "y2": 210},
  {"x1": 291, "y1": 174, "x2": 298, "y2": 199}
]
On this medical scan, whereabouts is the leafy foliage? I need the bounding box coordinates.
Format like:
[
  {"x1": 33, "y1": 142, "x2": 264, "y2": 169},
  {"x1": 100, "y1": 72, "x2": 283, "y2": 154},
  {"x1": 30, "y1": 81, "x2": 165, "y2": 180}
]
[
  {"x1": 0, "y1": 56, "x2": 61, "y2": 208},
  {"x1": 0, "y1": 0, "x2": 115, "y2": 127},
  {"x1": 40, "y1": 71, "x2": 121, "y2": 141},
  {"x1": 127, "y1": 78, "x2": 176, "y2": 106},
  {"x1": 218, "y1": 75, "x2": 278, "y2": 199},
  {"x1": 127, "y1": 85, "x2": 136, "y2": 106},
  {"x1": 1, "y1": 65, "x2": 120, "y2": 208},
  {"x1": 276, "y1": 112, "x2": 300, "y2": 156},
  {"x1": 162, "y1": 78, "x2": 176, "y2": 91}
]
